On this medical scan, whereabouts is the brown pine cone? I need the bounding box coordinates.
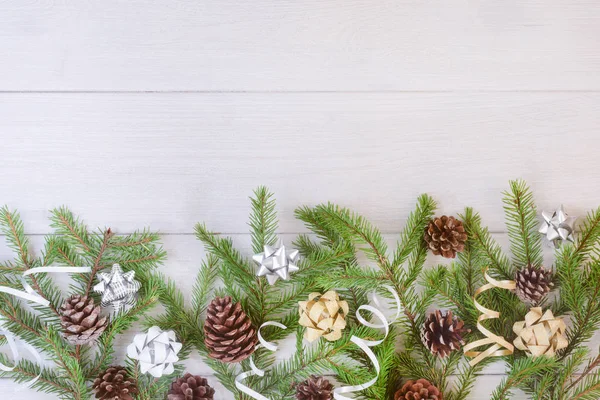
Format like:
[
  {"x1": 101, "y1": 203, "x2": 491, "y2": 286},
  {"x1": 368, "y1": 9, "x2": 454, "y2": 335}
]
[
  {"x1": 167, "y1": 373, "x2": 215, "y2": 400},
  {"x1": 204, "y1": 296, "x2": 258, "y2": 363},
  {"x1": 295, "y1": 375, "x2": 334, "y2": 400},
  {"x1": 424, "y1": 216, "x2": 467, "y2": 258},
  {"x1": 60, "y1": 294, "x2": 107, "y2": 345},
  {"x1": 92, "y1": 366, "x2": 138, "y2": 400},
  {"x1": 421, "y1": 310, "x2": 470, "y2": 358},
  {"x1": 515, "y1": 265, "x2": 554, "y2": 305},
  {"x1": 394, "y1": 379, "x2": 443, "y2": 400}
]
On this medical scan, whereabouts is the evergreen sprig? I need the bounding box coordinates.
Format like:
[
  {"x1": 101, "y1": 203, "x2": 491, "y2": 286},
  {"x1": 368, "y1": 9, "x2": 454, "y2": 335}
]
[{"x1": 0, "y1": 207, "x2": 168, "y2": 399}]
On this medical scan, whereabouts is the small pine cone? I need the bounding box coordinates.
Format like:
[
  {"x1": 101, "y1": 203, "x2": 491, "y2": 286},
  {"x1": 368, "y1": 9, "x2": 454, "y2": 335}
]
[
  {"x1": 295, "y1": 375, "x2": 334, "y2": 400},
  {"x1": 515, "y1": 265, "x2": 554, "y2": 305},
  {"x1": 424, "y1": 216, "x2": 467, "y2": 258},
  {"x1": 167, "y1": 373, "x2": 215, "y2": 400},
  {"x1": 421, "y1": 310, "x2": 470, "y2": 358},
  {"x1": 204, "y1": 296, "x2": 258, "y2": 363},
  {"x1": 60, "y1": 294, "x2": 107, "y2": 345},
  {"x1": 92, "y1": 366, "x2": 138, "y2": 400},
  {"x1": 394, "y1": 379, "x2": 443, "y2": 400}
]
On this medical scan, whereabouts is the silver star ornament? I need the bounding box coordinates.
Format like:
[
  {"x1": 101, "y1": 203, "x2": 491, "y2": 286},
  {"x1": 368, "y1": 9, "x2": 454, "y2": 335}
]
[
  {"x1": 539, "y1": 205, "x2": 577, "y2": 247},
  {"x1": 93, "y1": 263, "x2": 141, "y2": 311},
  {"x1": 253, "y1": 240, "x2": 299, "y2": 285}
]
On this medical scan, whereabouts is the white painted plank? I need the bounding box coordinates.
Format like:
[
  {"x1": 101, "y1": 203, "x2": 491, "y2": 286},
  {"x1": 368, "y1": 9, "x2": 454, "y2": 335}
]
[
  {"x1": 0, "y1": 233, "x2": 597, "y2": 399},
  {"x1": 1, "y1": 1, "x2": 599, "y2": 91},
  {"x1": 1, "y1": 92, "x2": 599, "y2": 234}
]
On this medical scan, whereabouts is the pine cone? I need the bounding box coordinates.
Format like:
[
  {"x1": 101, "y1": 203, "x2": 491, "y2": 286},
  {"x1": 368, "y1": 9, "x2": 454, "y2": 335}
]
[
  {"x1": 295, "y1": 375, "x2": 334, "y2": 400},
  {"x1": 421, "y1": 310, "x2": 470, "y2": 358},
  {"x1": 204, "y1": 296, "x2": 258, "y2": 363},
  {"x1": 60, "y1": 294, "x2": 107, "y2": 345},
  {"x1": 515, "y1": 265, "x2": 554, "y2": 305},
  {"x1": 92, "y1": 366, "x2": 138, "y2": 400},
  {"x1": 167, "y1": 373, "x2": 215, "y2": 400},
  {"x1": 394, "y1": 379, "x2": 443, "y2": 400},
  {"x1": 424, "y1": 216, "x2": 467, "y2": 258}
]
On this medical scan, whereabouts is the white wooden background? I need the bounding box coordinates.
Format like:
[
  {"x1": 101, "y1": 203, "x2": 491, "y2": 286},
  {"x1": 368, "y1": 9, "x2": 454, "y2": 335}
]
[{"x1": 1, "y1": 1, "x2": 599, "y2": 398}]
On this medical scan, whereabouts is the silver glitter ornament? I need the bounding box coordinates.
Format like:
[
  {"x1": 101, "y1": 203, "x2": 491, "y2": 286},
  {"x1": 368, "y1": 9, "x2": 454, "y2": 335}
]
[
  {"x1": 253, "y1": 240, "x2": 299, "y2": 285},
  {"x1": 539, "y1": 205, "x2": 577, "y2": 247},
  {"x1": 93, "y1": 263, "x2": 141, "y2": 311}
]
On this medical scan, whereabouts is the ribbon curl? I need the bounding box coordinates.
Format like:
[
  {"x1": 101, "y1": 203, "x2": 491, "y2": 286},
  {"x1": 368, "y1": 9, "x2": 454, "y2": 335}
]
[
  {"x1": 235, "y1": 321, "x2": 287, "y2": 400},
  {"x1": 0, "y1": 326, "x2": 43, "y2": 388},
  {"x1": 0, "y1": 266, "x2": 92, "y2": 306},
  {"x1": 333, "y1": 285, "x2": 402, "y2": 400},
  {"x1": 463, "y1": 271, "x2": 516, "y2": 366}
]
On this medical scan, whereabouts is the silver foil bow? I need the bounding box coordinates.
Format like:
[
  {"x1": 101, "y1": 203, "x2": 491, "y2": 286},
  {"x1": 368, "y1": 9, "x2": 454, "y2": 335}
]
[
  {"x1": 253, "y1": 240, "x2": 299, "y2": 285},
  {"x1": 93, "y1": 263, "x2": 141, "y2": 311},
  {"x1": 127, "y1": 326, "x2": 182, "y2": 378},
  {"x1": 539, "y1": 205, "x2": 577, "y2": 247}
]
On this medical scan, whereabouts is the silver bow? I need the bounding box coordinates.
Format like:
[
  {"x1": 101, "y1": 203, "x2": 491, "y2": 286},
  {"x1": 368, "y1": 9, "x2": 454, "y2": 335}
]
[
  {"x1": 539, "y1": 205, "x2": 577, "y2": 247},
  {"x1": 127, "y1": 326, "x2": 182, "y2": 378},
  {"x1": 253, "y1": 240, "x2": 299, "y2": 285},
  {"x1": 93, "y1": 263, "x2": 141, "y2": 311}
]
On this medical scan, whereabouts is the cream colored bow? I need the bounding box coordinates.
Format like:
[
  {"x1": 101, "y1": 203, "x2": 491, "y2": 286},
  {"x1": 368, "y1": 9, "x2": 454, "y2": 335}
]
[
  {"x1": 513, "y1": 307, "x2": 568, "y2": 357},
  {"x1": 299, "y1": 291, "x2": 349, "y2": 342}
]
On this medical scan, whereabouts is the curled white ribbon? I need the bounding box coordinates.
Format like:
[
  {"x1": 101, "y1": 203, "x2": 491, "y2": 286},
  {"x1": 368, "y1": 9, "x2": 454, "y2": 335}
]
[
  {"x1": 0, "y1": 266, "x2": 92, "y2": 306},
  {"x1": 0, "y1": 326, "x2": 44, "y2": 388},
  {"x1": 333, "y1": 285, "x2": 402, "y2": 400},
  {"x1": 235, "y1": 321, "x2": 287, "y2": 400}
]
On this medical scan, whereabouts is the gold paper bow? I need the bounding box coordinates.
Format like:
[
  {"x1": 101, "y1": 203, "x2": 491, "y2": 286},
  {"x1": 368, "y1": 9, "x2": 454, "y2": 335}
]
[
  {"x1": 513, "y1": 307, "x2": 567, "y2": 357},
  {"x1": 298, "y1": 291, "x2": 349, "y2": 342},
  {"x1": 463, "y1": 271, "x2": 516, "y2": 366}
]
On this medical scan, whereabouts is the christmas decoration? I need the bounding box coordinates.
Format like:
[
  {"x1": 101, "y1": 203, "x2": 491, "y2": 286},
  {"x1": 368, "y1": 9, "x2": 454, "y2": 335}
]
[
  {"x1": 424, "y1": 216, "x2": 467, "y2": 258},
  {"x1": 513, "y1": 307, "x2": 568, "y2": 357},
  {"x1": 298, "y1": 291, "x2": 349, "y2": 342},
  {"x1": 94, "y1": 263, "x2": 141, "y2": 311},
  {"x1": 514, "y1": 265, "x2": 554, "y2": 305},
  {"x1": 421, "y1": 310, "x2": 470, "y2": 358},
  {"x1": 394, "y1": 379, "x2": 443, "y2": 400},
  {"x1": 92, "y1": 366, "x2": 139, "y2": 400},
  {"x1": 295, "y1": 375, "x2": 334, "y2": 400},
  {"x1": 204, "y1": 296, "x2": 258, "y2": 363},
  {"x1": 463, "y1": 271, "x2": 516, "y2": 366},
  {"x1": 60, "y1": 294, "x2": 108, "y2": 345},
  {"x1": 127, "y1": 326, "x2": 183, "y2": 378},
  {"x1": 167, "y1": 373, "x2": 215, "y2": 400},
  {"x1": 539, "y1": 205, "x2": 577, "y2": 247},
  {"x1": 234, "y1": 321, "x2": 287, "y2": 400},
  {"x1": 253, "y1": 239, "x2": 300, "y2": 285},
  {"x1": 333, "y1": 285, "x2": 402, "y2": 400},
  {"x1": 0, "y1": 323, "x2": 43, "y2": 388}
]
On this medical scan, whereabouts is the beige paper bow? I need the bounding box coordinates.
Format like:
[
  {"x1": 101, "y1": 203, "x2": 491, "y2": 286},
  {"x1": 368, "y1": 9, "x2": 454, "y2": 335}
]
[
  {"x1": 513, "y1": 307, "x2": 567, "y2": 357},
  {"x1": 298, "y1": 291, "x2": 349, "y2": 342}
]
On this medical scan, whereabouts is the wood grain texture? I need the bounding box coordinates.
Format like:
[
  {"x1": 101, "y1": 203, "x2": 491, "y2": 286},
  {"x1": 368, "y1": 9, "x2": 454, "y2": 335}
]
[
  {"x1": 0, "y1": 0, "x2": 599, "y2": 91},
  {"x1": 1, "y1": 93, "x2": 600, "y2": 235},
  {"x1": 1, "y1": 233, "x2": 598, "y2": 398}
]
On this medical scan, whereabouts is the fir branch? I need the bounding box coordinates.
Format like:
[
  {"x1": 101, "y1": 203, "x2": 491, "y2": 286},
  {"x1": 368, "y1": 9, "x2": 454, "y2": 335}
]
[
  {"x1": 249, "y1": 186, "x2": 279, "y2": 253},
  {"x1": 502, "y1": 179, "x2": 543, "y2": 269},
  {"x1": 392, "y1": 194, "x2": 436, "y2": 269},
  {"x1": 490, "y1": 357, "x2": 557, "y2": 400},
  {"x1": 0, "y1": 206, "x2": 31, "y2": 267}
]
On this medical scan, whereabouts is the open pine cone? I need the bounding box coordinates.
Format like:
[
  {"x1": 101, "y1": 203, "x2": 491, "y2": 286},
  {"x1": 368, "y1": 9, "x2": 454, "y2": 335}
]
[
  {"x1": 424, "y1": 216, "x2": 467, "y2": 258},
  {"x1": 421, "y1": 310, "x2": 470, "y2": 358},
  {"x1": 295, "y1": 375, "x2": 334, "y2": 400},
  {"x1": 515, "y1": 265, "x2": 554, "y2": 305},
  {"x1": 92, "y1": 366, "x2": 138, "y2": 400},
  {"x1": 204, "y1": 296, "x2": 258, "y2": 363},
  {"x1": 60, "y1": 294, "x2": 107, "y2": 345},
  {"x1": 394, "y1": 379, "x2": 443, "y2": 400},
  {"x1": 167, "y1": 373, "x2": 215, "y2": 400}
]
